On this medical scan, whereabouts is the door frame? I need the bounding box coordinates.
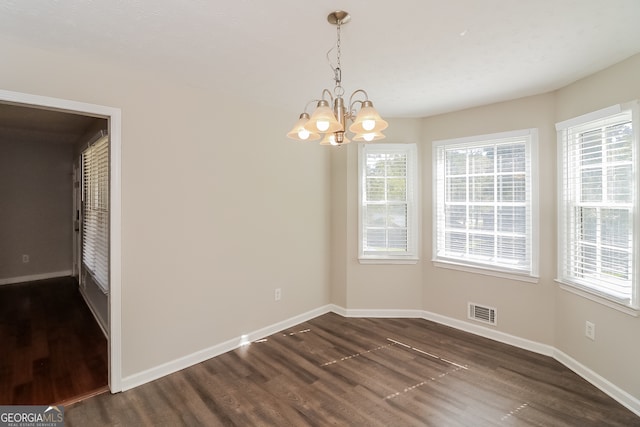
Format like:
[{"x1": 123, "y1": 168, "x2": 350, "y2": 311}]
[
  {"x1": 72, "y1": 162, "x2": 81, "y2": 279},
  {"x1": 0, "y1": 89, "x2": 123, "y2": 393}
]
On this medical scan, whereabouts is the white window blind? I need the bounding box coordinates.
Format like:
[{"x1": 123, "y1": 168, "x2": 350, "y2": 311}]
[
  {"x1": 359, "y1": 143, "x2": 418, "y2": 262},
  {"x1": 82, "y1": 134, "x2": 109, "y2": 293},
  {"x1": 433, "y1": 129, "x2": 538, "y2": 277},
  {"x1": 557, "y1": 103, "x2": 638, "y2": 308}
]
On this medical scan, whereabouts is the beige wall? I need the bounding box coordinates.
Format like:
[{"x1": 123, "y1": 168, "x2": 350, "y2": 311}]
[
  {"x1": 0, "y1": 38, "x2": 330, "y2": 377},
  {"x1": 336, "y1": 99, "x2": 557, "y2": 343},
  {"x1": 331, "y1": 118, "x2": 424, "y2": 310},
  {"x1": 0, "y1": 138, "x2": 74, "y2": 280},
  {"x1": 329, "y1": 147, "x2": 348, "y2": 307},
  {"x1": 554, "y1": 53, "x2": 640, "y2": 398},
  {"x1": 337, "y1": 53, "x2": 640, "y2": 401},
  {"x1": 421, "y1": 93, "x2": 557, "y2": 345}
]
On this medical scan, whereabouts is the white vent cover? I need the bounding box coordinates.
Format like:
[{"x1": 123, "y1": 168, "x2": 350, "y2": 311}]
[{"x1": 468, "y1": 302, "x2": 497, "y2": 325}]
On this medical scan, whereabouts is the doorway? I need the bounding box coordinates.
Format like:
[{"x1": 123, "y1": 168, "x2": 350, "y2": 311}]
[{"x1": 0, "y1": 89, "x2": 122, "y2": 395}]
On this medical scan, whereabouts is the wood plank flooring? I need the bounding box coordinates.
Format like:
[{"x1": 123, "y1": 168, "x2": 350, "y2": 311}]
[
  {"x1": 0, "y1": 277, "x2": 108, "y2": 405},
  {"x1": 66, "y1": 313, "x2": 639, "y2": 426}
]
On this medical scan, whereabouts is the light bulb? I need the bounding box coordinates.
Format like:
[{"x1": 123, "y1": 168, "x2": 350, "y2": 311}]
[
  {"x1": 363, "y1": 133, "x2": 376, "y2": 142},
  {"x1": 362, "y1": 119, "x2": 376, "y2": 131},
  {"x1": 317, "y1": 120, "x2": 330, "y2": 132},
  {"x1": 298, "y1": 128, "x2": 310, "y2": 140}
]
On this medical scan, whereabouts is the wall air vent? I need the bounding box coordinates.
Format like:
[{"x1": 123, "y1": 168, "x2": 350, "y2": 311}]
[{"x1": 468, "y1": 302, "x2": 497, "y2": 326}]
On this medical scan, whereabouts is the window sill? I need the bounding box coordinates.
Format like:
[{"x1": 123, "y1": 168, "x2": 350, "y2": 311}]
[
  {"x1": 359, "y1": 257, "x2": 419, "y2": 265},
  {"x1": 555, "y1": 280, "x2": 639, "y2": 317},
  {"x1": 432, "y1": 259, "x2": 538, "y2": 283}
]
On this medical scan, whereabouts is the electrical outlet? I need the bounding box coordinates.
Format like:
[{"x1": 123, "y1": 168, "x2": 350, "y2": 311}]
[
  {"x1": 585, "y1": 321, "x2": 595, "y2": 340},
  {"x1": 22, "y1": 254, "x2": 29, "y2": 263},
  {"x1": 274, "y1": 288, "x2": 281, "y2": 301}
]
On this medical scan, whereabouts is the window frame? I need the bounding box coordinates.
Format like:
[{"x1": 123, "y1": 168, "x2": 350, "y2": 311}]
[
  {"x1": 358, "y1": 143, "x2": 419, "y2": 264},
  {"x1": 432, "y1": 129, "x2": 539, "y2": 282},
  {"x1": 82, "y1": 133, "x2": 110, "y2": 293},
  {"x1": 556, "y1": 102, "x2": 639, "y2": 313}
]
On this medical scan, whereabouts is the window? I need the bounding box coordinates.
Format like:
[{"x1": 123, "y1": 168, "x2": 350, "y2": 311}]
[
  {"x1": 82, "y1": 133, "x2": 109, "y2": 293},
  {"x1": 359, "y1": 143, "x2": 418, "y2": 262},
  {"x1": 557, "y1": 103, "x2": 639, "y2": 310},
  {"x1": 433, "y1": 129, "x2": 538, "y2": 280}
]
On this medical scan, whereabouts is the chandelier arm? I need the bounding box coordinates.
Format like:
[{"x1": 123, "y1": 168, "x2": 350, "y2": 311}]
[
  {"x1": 303, "y1": 99, "x2": 320, "y2": 114},
  {"x1": 347, "y1": 101, "x2": 362, "y2": 121},
  {"x1": 348, "y1": 89, "x2": 371, "y2": 118},
  {"x1": 348, "y1": 89, "x2": 370, "y2": 107},
  {"x1": 321, "y1": 88, "x2": 334, "y2": 103}
]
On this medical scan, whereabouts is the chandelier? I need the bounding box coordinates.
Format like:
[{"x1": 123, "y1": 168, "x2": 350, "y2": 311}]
[{"x1": 287, "y1": 11, "x2": 388, "y2": 146}]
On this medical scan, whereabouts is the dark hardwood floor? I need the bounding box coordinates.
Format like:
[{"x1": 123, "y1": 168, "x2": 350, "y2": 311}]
[
  {"x1": 0, "y1": 277, "x2": 108, "y2": 405},
  {"x1": 66, "y1": 312, "x2": 639, "y2": 426}
]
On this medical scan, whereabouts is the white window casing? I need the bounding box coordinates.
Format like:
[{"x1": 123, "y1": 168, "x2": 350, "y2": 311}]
[
  {"x1": 82, "y1": 133, "x2": 110, "y2": 293},
  {"x1": 358, "y1": 143, "x2": 419, "y2": 263},
  {"x1": 556, "y1": 101, "x2": 639, "y2": 311},
  {"x1": 433, "y1": 129, "x2": 539, "y2": 282}
]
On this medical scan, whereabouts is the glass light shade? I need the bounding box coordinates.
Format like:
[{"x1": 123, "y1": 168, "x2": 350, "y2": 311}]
[
  {"x1": 348, "y1": 101, "x2": 388, "y2": 134},
  {"x1": 304, "y1": 100, "x2": 343, "y2": 134},
  {"x1": 320, "y1": 132, "x2": 351, "y2": 146},
  {"x1": 352, "y1": 131, "x2": 386, "y2": 142},
  {"x1": 287, "y1": 113, "x2": 320, "y2": 141}
]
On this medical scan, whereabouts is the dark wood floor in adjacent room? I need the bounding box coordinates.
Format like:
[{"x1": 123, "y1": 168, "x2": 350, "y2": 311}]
[
  {"x1": 66, "y1": 312, "x2": 639, "y2": 426},
  {"x1": 0, "y1": 277, "x2": 108, "y2": 405}
]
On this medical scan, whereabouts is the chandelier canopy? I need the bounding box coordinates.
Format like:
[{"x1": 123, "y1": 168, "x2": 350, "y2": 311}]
[{"x1": 287, "y1": 11, "x2": 388, "y2": 146}]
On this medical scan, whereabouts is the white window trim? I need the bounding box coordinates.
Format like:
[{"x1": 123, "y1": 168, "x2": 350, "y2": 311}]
[
  {"x1": 556, "y1": 281, "x2": 639, "y2": 317},
  {"x1": 432, "y1": 128, "x2": 539, "y2": 281},
  {"x1": 82, "y1": 133, "x2": 110, "y2": 294},
  {"x1": 556, "y1": 101, "x2": 640, "y2": 313},
  {"x1": 433, "y1": 259, "x2": 539, "y2": 284},
  {"x1": 358, "y1": 143, "x2": 419, "y2": 264}
]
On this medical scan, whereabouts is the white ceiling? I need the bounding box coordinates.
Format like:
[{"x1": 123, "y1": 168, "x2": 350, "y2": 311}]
[{"x1": 1, "y1": 0, "x2": 640, "y2": 118}]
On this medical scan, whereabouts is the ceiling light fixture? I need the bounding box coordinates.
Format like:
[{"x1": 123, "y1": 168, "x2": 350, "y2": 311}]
[{"x1": 287, "y1": 11, "x2": 388, "y2": 146}]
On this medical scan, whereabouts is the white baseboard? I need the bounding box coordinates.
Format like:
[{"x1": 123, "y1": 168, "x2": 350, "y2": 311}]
[
  {"x1": 334, "y1": 306, "x2": 553, "y2": 356},
  {"x1": 419, "y1": 309, "x2": 555, "y2": 357},
  {"x1": 327, "y1": 303, "x2": 347, "y2": 317},
  {"x1": 340, "y1": 307, "x2": 426, "y2": 319},
  {"x1": 554, "y1": 349, "x2": 640, "y2": 417},
  {"x1": 120, "y1": 304, "x2": 333, "y2": 391},
  {"x1": 333, "y1": 305, "x2": 639, "y2": 417},
  {"x1": 118, "y1": 303, "x2": 639, "y2": 417},
  {"x1": 0, "y1": 270, "x2": 72, "y2": 286}
]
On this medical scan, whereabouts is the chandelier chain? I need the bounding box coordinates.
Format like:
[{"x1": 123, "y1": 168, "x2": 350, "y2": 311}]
[
  {"x1": 336, "y1": 21, "x2": 341, "y2": 72},
  {"x1": 334, "y1": 20, "x2": 345, "y2": 97}
]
